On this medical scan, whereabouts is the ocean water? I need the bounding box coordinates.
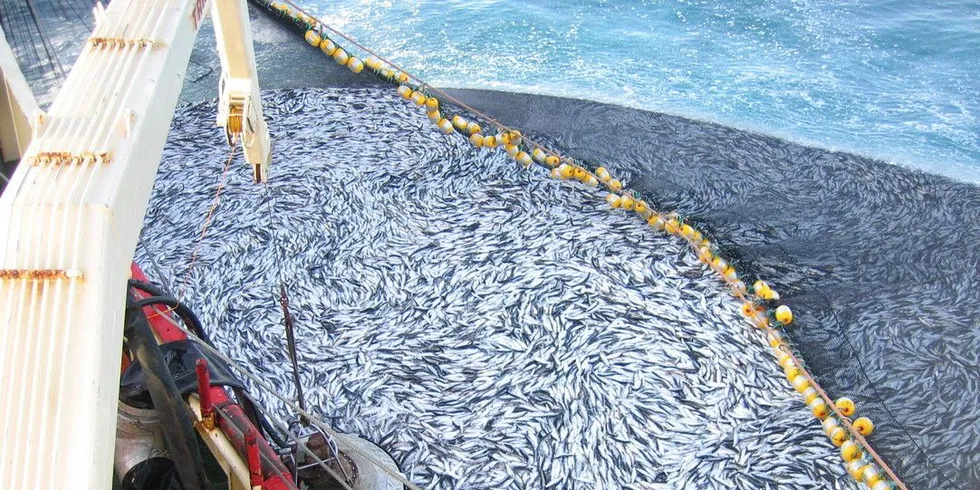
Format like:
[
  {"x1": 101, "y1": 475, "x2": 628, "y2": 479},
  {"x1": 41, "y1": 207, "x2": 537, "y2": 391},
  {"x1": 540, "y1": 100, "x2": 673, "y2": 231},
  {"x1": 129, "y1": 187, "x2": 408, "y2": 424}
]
[{"x1": 303, "y1": 0, "x2": 980, "y2": 183}]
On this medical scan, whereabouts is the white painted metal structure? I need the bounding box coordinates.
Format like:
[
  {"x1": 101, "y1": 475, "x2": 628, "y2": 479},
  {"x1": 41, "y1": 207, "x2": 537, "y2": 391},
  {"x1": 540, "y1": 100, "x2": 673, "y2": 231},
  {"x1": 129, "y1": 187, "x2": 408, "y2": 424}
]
[
  {"x1": 0, "y1": 0, "x2": 270, "y2": 487},
  {"x1": 0, "y1": 32, "x2": 39, "y2": 164},
  {"x1": 213, "y1": 0, "x2": 272, "y2": 182}
]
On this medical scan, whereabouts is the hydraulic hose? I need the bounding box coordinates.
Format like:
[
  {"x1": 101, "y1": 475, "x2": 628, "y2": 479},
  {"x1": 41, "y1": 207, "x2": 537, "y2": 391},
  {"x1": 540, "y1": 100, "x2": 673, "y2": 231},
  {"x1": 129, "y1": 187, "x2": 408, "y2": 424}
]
[
  {"x1": 126, "y1": 287, "x2": 214, "y2": 347},
  {"x1": 124, "y1": 293, "x2": 211, "y2": 489},
  {"x1": 128, "y1": 279, "x2": 286, "y2": 449}
]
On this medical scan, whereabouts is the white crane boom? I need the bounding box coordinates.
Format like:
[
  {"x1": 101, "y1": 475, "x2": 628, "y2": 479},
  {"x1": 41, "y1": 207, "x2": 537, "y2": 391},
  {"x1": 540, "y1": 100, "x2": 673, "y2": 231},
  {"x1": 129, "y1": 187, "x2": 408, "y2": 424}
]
[
  {"x1": 0, "y1": 0, "x2": 270, "y2": 487},
  {"x1": 213, "y1": 0, "x2": 272, "y2": 182}
]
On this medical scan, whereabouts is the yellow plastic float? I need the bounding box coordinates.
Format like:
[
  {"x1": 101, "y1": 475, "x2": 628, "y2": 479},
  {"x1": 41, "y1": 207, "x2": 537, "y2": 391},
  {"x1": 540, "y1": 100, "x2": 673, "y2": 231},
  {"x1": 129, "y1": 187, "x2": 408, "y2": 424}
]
[
  {"x1": 437, "y1": 118, "x2": 454, "y2": 134},
  {"x1": 853, "y1": 417, "x2": 875, "y2": 436},
  {"x1": 803, "y1": 388, "x2": 818, "y2": 407},
  {"x1": 397, "y1": 85, "x2": 413, "y2": 100},
  {"x1": 792, "y1": 374, "x2": 810, "y2": 393},
  {"x1": 809, "y1": 398, "x2": 830, "y2": 419},
  {"x1": 304, "y1": 30, "x2": 321, "y2": 47},
  {"x1": 836, "y1": 397, "x2": 856, "y2": 417},
  {"x1": 829, "y1": 427, "x2": 848, "y2": 447},
  {"x1": 532, "y1": 148, "x2": 547, "y2": 163},
  {"x1": 766, "y1": 330, "x2": 784, "y2": 347},
  {"x1": 516, "y1": 152, "x2": 533, "y2": 167},
  {"x1": 332, "y1": 48, "x2": 350, "y2": 65},
  {"x1": 862, "y1": 464, "x2": 883, "y2": 485},
  {"x1": 841, "y1": 440, "x2": 863, "y2": 462},
  {"x1": 619, "y1": 195, "x2": 635, "y2": 211},
  {"x1": 775, "y1": 305, "x2": 793, "y2": 325},
  {"x1": 347, "y1": 57, "x2": 364, "y2": 74},
  {"x1": 647, "y1": 215, "x2": 665, "y2": 230},
  {"x1": 365, "y1": 56, "x2": 383, "y2": 71}
]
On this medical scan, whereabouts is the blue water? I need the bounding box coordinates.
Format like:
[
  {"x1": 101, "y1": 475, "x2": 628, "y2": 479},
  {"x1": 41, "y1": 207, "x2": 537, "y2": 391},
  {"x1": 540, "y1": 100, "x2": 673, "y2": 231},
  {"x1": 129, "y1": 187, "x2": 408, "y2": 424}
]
[{"x1": 304, "y1": 0, "x2": 980, "y2": 183}]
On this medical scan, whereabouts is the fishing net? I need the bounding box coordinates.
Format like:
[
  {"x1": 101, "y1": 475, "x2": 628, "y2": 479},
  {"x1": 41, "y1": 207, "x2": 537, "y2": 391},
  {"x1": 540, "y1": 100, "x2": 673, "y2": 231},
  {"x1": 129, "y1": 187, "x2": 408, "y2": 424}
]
[
  {"x1": 250, "y1": 2, "x2": 980, "y2": 484},
  {"x1": 139, "y1": 88, "x2": 865, "y2": 490},
  {"x1": 0, "y1": 0, "x2": 90, "y2": 107},
  {"x1": 448, "y1": 89, "x2": 979, "y2": 489},
  {"x1": 0, "y1": 0, "x2": 215, "y2": 109}
]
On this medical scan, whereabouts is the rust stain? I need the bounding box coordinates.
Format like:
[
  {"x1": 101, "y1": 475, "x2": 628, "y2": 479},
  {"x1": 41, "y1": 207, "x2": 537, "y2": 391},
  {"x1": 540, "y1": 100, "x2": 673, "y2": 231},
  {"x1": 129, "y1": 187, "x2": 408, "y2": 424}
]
[
  {"x1": 28, "y1": 151, "x2": 112, "y2": 166},
  {"x1": 0, "y1": 270, "x2": 83, "y2": 281},
  {"x1": 89, "y1": 37, "x2": 155, "y2": 49}
]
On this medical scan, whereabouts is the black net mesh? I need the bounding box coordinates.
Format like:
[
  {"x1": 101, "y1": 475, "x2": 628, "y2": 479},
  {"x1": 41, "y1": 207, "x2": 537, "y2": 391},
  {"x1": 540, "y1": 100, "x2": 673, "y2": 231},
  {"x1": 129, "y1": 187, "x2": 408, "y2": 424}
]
[
  {"x1": 450, "y1": 88, "x2": 978, "y2": 489},
  {"x1": 0, "y1": 0, "x2": 95, "y2": 107},
  {"x1": 0, "y1": 0, "x2": 216, "y2": 108}
]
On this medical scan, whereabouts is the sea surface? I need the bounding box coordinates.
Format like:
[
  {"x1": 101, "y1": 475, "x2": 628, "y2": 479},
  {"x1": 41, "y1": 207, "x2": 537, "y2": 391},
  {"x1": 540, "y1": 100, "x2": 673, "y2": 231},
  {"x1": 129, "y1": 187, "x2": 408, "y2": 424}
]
[{"x1": 304, "y1": 0, "x2": 980, "y2": 183}]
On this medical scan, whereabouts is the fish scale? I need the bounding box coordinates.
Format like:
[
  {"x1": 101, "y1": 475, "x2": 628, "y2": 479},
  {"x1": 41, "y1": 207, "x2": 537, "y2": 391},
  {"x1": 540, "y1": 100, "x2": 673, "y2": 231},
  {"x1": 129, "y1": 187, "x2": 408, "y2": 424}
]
[{"x1": 138, "y1": 87, "x2": 861, "y2": 490}]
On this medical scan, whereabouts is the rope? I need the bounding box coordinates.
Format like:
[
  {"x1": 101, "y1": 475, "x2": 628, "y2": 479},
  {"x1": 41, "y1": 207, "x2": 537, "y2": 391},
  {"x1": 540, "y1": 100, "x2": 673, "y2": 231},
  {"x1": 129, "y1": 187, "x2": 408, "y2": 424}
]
[
  {"x1": 277, "y1": 0, "x2": 568, "y2": 160},
  {"x1": 262, "y1": 173, "x2": 311, "y2": 425},
  {"x1": 179, "y1": 140, "x2": 239, "y2": 298},
  {"x1": 700, "y1": 198, "x2": 954, "y2": 488},
  {"x1": 138, "y1": 235, "x2": 175, "y2": 297},
  {"x1": 623, "y1": 183, "x2": 953, "y2": 489},
  {"x1": 144, "y1": 141, "x2": 238, "y2": 325},
  {"x1": 24, "y1": 0, "x2": 66, "y2": 80},
  {"x1": 279, "y1": 282, "x2": 309, "y2": 423}
]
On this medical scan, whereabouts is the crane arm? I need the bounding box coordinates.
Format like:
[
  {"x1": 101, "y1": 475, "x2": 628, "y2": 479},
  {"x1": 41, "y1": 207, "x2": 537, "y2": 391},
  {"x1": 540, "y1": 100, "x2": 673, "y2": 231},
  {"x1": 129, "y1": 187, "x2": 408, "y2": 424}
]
[{"x1": 213, "y1": 0, "x2": 272, "y2": 182}]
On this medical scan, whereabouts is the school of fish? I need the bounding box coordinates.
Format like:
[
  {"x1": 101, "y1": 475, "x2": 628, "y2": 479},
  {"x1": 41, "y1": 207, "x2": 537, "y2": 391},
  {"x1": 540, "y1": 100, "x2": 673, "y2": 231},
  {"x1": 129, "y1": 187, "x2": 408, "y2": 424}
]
[{"x1": 136, "y1": 88, "x2": 861, "y2": 489}]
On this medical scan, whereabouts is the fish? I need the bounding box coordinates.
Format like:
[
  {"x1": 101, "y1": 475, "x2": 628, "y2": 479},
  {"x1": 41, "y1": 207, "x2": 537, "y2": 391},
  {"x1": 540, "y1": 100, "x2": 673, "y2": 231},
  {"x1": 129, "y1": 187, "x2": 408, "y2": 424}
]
[{"x1": 136, "y1": 87, "x2": 864, "y2": 490}]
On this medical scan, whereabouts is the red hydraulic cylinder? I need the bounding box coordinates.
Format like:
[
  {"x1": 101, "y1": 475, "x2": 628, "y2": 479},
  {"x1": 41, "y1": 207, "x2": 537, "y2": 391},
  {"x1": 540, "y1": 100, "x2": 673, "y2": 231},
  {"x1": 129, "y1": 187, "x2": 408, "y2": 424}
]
[{"x1": 195, "y1": 358, "x2": 215, "y2": 429}]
